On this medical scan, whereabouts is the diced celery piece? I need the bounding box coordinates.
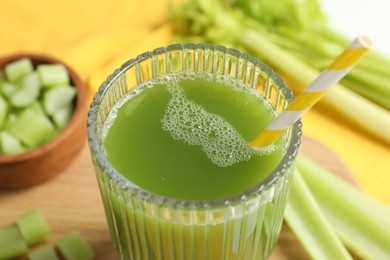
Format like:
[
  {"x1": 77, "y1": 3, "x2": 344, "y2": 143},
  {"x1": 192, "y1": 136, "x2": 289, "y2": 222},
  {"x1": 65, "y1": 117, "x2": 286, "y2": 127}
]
[
  {"x1": 284, "y1": 169, "x2": 352, "y2": 260},
  {"x1": 17, "y1": 209, "x2": 50, "y2": 246},
  {"x1": 45, "y1": 128, "x2": 61, "y2": 143},
  {"x1": 0, "y1": 225, "x2": 29, "y2": 259},
  {"x1": 37, "y1": 64, "x2": 69, "y2": 87},
  {"x1": 8, "y1": 108, "x2": 55, "y2": 148},
  {"x1": 0, "y1": 95, "x2": 8, "y2": 128},
  {"x1": 29, "y1": 245, "x2": 59, "y2": 260},
  {"x1": 4, "y1": 58, "x2": 34, "y2": 82},
  {"x1": 10, "y1": 72, "x2": 41, "y2": 108},
  {"x1": 0, "y1": 70, "x2": 5, "y2": 81},
  {"x1": 1, "y1": 81, "x2": 20, "y2": 99},
  {"x1": 57, "y1": 232, "x2": 94, "y2": 260},
  {"x1": 0, "y1": 131, "x2": 27, "y2": 154},
  {"x1": 4, "y1": 113, "x2": 17, "y2": 130},
  {"x1": 52, "y1": 105, "x2": 73, "y2": 129},
  {"x1": 43, "y1": 85, "x2": 76, "y2": 115},
  {"x1": 29, "y1": 100, "x2": 46, "y2": 115}
]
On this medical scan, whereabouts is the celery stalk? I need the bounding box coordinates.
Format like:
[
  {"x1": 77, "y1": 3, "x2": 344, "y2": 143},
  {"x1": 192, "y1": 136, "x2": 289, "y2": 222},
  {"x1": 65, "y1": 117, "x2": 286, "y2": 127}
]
[
  {"x1": 342, "y1": 77, "x2": 390, "y2": 110},
  {"x1": 241, "y1": 29, "x2": 390, "y2": 143},
  {"x1": 349, "y1": 56, "x2": 390, "y2": 81},
  {"x1": 297, "y1": 155, "x2": 390, "y2": 259},
  {"x1": 232, "y1": 1, "x2": 390, "y2": 109},
  {"x1": 284, "y1": 169, "x2": 352, "y2": 260},
  {"x1": 342, "y1": 67, "x2": 390, "y2": 109},
  {"x1": 348, "y1": 66, "x2": 390, "y2": 94},
  {"x1": 169, "y1": 0, "x2": 390, "y2": 144}
]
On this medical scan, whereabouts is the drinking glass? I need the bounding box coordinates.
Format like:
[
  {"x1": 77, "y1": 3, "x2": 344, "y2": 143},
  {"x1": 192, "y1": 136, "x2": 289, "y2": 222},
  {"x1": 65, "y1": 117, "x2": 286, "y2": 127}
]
[{"x1": 87, "y1": 43, "x2": 302, "y2": 260}]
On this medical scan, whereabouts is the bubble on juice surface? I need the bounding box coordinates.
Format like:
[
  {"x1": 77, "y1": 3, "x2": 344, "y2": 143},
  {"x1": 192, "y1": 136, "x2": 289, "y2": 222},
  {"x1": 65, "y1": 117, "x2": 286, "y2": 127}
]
[{"x1": 161, "y1": 75, "x2": 269, "y2": 167}]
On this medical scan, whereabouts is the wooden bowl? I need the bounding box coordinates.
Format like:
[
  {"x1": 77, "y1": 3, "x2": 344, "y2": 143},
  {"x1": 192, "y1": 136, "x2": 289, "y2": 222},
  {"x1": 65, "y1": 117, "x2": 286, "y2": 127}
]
[{"x1": 0, "y1": 54, "x2": 87, "y2": 189}]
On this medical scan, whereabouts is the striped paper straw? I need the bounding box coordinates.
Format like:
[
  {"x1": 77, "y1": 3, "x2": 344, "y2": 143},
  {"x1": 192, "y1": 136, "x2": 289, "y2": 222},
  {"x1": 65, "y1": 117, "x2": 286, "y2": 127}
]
[{"x1": 251, "y1": 35, "x2": 372, "y2": 150}]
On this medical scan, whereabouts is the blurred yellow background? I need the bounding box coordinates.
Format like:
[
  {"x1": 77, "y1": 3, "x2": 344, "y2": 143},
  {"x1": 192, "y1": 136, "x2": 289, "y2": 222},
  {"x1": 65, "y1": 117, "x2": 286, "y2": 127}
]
[{"x1": 1, "y1": 0, "x2": 389, "y2": 206}]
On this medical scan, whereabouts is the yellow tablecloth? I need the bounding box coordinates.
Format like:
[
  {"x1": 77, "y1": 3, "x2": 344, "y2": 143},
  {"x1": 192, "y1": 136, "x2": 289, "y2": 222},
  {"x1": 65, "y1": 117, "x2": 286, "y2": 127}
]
[{"x1": 1, "y1": 0, "x2": 389, "y2": 205}]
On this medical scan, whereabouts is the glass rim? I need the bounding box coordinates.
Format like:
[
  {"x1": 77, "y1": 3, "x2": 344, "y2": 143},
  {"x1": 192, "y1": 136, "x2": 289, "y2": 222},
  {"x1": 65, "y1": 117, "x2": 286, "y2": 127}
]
[{"x1": 87, "y1": 43, "x2": 302, "y2": 208}]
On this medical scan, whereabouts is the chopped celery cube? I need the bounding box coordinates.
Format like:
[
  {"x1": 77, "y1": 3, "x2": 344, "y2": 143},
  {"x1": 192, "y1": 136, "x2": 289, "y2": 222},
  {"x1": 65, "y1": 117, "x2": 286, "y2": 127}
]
[
  {"x1": 4, "y1": 58, "x2": 34, "y2": 82},
  {"x1": 0, "y1": 225, "x2": 29, "y2": 259},
  {"x1": 0, "y1": 131, "x2": 27, "y2": 154},
  {"x1": 52, "y1": 105, "x2": 73, "y2": 129},
  {"x1": 17, "y1": 209, "x2": 50, "y2": 246},
  {"x1": 57, "y1": 232, "x2": 94, "y2": 260},
  {"x1": 1, "y1": 81, "x2": 20, "y2": 99},
  {"x1": 37, "y1": 64, "x2": 69, "y2": 87},
  {"x1": 0, "y1": 70, "x2": 5, "y2": 81},
  {"x1": 4, "y1": 113, "x2": 17, "y2": 130},
  {"x1": 8, "y1": 108, "x2": 55, "y2": 148},
  {"x1": 45, "y1": 128, "x2": 61, "y2": 142},
  {"x1": 43, "y1": 85, "x2": 76, "y2": 115},
  {"x1": 29, "y1": 101, "x2": 46, "y2": 115},
  {"x1": 0, "y1": 95, "x2": 8, "y2": 128},
  {"x1": 10, "y1": 72, "x2": 41, "y2": 108},
  {"x1": 29, "y1": 245, "x2": 59, "y2": 260}
]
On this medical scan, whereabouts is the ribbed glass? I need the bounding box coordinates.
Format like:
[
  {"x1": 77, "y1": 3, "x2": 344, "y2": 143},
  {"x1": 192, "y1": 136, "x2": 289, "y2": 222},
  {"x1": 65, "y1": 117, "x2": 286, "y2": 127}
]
[{"x1": 87, "y1": 43, "x2": 302, "y2": 260}]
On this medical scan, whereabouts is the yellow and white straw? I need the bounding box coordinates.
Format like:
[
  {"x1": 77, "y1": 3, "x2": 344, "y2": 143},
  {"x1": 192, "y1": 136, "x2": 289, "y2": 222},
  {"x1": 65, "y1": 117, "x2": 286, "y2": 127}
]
[{"x1": 251, "y1": 35, "x2": 372, "y2": 150}]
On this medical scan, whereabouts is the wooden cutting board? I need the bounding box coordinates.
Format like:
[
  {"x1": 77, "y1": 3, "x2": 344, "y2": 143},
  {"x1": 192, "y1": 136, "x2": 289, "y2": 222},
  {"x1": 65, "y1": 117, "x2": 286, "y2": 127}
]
[{"x1": 0, "y1": 136, "x2": 356, "y2": 259}]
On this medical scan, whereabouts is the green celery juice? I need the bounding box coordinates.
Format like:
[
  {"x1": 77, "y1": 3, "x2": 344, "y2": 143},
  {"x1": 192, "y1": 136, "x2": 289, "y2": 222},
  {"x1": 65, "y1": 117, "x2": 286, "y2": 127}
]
[{"x1": 103, "y1": 72, "x2": 286, "y2": 200}]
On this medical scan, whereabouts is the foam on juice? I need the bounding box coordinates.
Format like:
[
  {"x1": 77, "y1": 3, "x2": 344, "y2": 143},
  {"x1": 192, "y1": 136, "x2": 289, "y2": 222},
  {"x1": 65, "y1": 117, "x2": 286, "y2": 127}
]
[{"x1": 162, "y1": 76, "x2": 259, "y2": 167}]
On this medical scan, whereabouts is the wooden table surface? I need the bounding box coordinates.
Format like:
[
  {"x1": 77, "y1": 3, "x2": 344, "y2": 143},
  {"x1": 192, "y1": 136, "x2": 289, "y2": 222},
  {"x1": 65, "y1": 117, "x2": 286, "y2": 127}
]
[{"x1": 0, "y1": 136, "x2": 355, "y2": 259}]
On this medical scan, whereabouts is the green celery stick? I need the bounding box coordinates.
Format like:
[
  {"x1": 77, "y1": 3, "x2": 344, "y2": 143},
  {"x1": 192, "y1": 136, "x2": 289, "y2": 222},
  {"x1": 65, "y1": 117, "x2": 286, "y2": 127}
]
[
  {"x1": 0, "y1": 131, "x2": 27, "y2": 154},
  {"x1": 57, "y1": 231, "x2": 94, "y2": 260},
  {"x1": 0, "y1": 95, "x2": 8, "y2": 128},
  {"x1": 17, "y1": 209, "x2": 51, "y2": 246},
  {"x1": 347, "y1": 66, "x2": 390, "y2": 96},
  {"x1": 52, "y1": 105, "x2": 73, "y2": 129},
  {"x1": 43, "y1": 85, "x2": 76, "y2": 115},
  {"x1": 0, "y1": 225, "x2": 29, "y2": 259},
  {"x1": 10, "y1": 72, "x2": 41, "y2": 108},
  {"x1": 37, "y1": 64, "x2": 69, "y2": 87},
  {"x1": 342, "y1": 77, "x2": 390, "y2": 110},
  {"x1": 29, "y1": 245, "x2": 59, "y2": 260},
  {"x1": 285, "y1": 169, "x2": 352, "y2": 260},
  {"x1": 1, "y1": 81, "x2": 20, "y2": 99},
  {"x1": 298, "y1": 155, "x2": 390, "y2": 259},
  {"x1": 8, "y1": 108, "x2": 55, "y2": 148},
  {"x1": 4, "y1": 58, "x2": 34, "y2": 82}
]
